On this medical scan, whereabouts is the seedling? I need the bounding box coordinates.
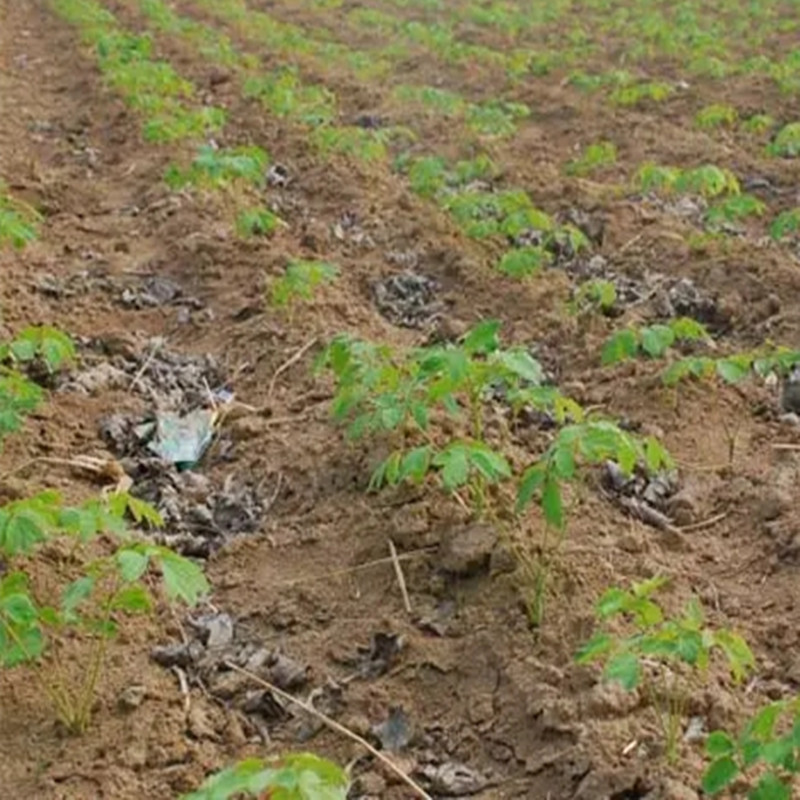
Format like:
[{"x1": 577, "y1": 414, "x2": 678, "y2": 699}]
[
  {"x1": 0, "y1": 187, "x2": 40, "y2": 250},
  {"x1": 577, "y1": 578, "x2": 754, "y2": 764},
  {"x1": 635, "y1": 163, "x2": 740, "y2": 198},
  {"x1": 569, "y1": 279, "x2": 618, "y2": 316},
  {"x1": 770, "y1": 209, "x2": 800, "y2": 240},
  {"x1": 497, "y1": 246, "x2": 551, "y2": 278},
  {"x1": 0, "y1": 326, "x2": 75, "y2": 441},
  {"x1": 611, "y1": 81, "x2": 672, "y2": 106},
  {"x1": 695, "y1": 103, "x2": 738, "y2": 129},
  {"x1": 183, "y1": 753, "x2": 348, "y2": 799},
  {"x1": 465, "y1": 100, "x2": 530, "y2": 138},
  {"x1": 769, "y1": 122, "x2": 800, "y2": 157},
  {"x1": 269, "y1": 260, "x2": 339, "y2": 317},
  {"x1": 0, "y1": 490, "x2": 208, "y2": 733},
  {"x1": 601, "y1": 318, "x2": 711, "y2": 365},
  {"x1": 165, "y1": 145, "x2": 269, "y2": 190},
  {"x1": 706, "y1": 194, "x2": 765, "y2": 227},
  {"x1": 243, "y1": 69, "x2": 335, "y2": 125},
  {"x1": 741, "y1": 114, "x2": 775, "y2": 134},
  {"x1": 703, "y1": 698, "x2": 800, "y2": 798},
  {"x1": 236, "y1": 207, "x2": 280, "y2": 238},
  {"x1": 566, "y1": 141, "x2": 617, "y2": 177}
]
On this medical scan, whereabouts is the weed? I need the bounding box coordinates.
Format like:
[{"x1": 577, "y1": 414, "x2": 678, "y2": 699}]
[
  {"x1": 183, "y1": 753, "x2": 349, "y2": 799},
  {"x1": 570, "y1": 279, "x2": 618, "y2": 315},
  {"x1": 695, "y1": 103, "x2": 738, "y2": 129},
  {"x1": 497, "y1": 246, "x2": 552, "y2": 278},
  {"x1": 465, "y1": 100, "x2": 529, "y2": 138},
  {"x1": 703, "y1": 699, "x2": 800, "y2": 798},
  {"x1": 577, "y1": 578, "x2": 754, "y2": 764},
  {"x1": 566, "y1": 141, "x2": 617, "y2": 177},
  {"x1": 705, "y1": 194, "x2": 765, "y2": 227}
]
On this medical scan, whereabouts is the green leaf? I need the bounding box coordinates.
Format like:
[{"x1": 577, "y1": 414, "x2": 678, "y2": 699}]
[
  {"x1": 399, "y1": 446, "x2": 432, "y2": 484},
  {"x1": 760, "y1": 737, "x2": 795, "y2": 767},
  {"x1": 706, "y1": 731, "x2": 736, "y2": 758},
  {"x1": 433, "y1": 444, "x2": 470, "y2": 490},
  {"x1": 151, "y1": 549, "x2": 209, "y2": 606},
  {"x1": 0, "y1": 592, "x2": 38, "y2": 626},
  {"x1": 516, "y1": 463, "x2": 546, "y2": 512},
  {"x1": 575, "y1": 632, "x2": 613, "y2": 663},
  {"x1": 541, "y1": 476, "x2": 563, "y2": 529},
  {"x1": 0, "y1": 510, "x2": 48, "y2": 556},
  {"x1": 747, "y1": 703, "x2": 783, "y2": 741},
  {"x1": 495, "y1": 349, "x2": 544, "y2": 383},
  {"x1": 61, "y1": 576, "x2": 95, "y2": 617},
  {"x1": 552, "y1": 446, "x2": 575, "y2": 479},
  {"x1": 750, "y1": 772, "x2": 791, "y2": 800},
  {"x1": 596, "y1": 587, "x2": 629, "y2": 619},
  {"x1": 469, "y1": 445, "x2": 511, "y2": 483},
  {"x1": 640, "y1": 324, "x2": 675, "y2": 357},
  {"x1": 111, "y1": 585, "x2": 152, "y2": 614},
  {"x1": 0, "y1": 625, "x2": 44, "y2": 666},
  {"x1": 601, "y1": 329, "x2": 638, "y2": 365},
  {"x1": 117, "y1": 549, "x2": 150, "y2": 582},
  {"x1": 603, "y1": 651, "x2": 639, "y2": 690},
  {"x1": 462, "y1": 320, "x2": 501, "y2": 355},
  {"x1": 716, "y1": 358, "x2": 751, "y2": 384},
  {"x1": 702, "y1": 756, "x2": 739, "y2": 795}
]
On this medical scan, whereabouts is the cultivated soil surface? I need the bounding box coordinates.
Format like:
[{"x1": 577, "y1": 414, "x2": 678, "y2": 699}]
[{"x1": 4, "y1": 0, "x2": 800, "y2": 798}]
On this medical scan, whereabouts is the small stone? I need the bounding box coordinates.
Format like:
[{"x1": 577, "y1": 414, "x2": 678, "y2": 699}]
[
  {"x1": 756, "y1": 489, "x2": 792, "y2": 522},
  {"x1": 489, "y1": 544, "x2": 517, "y2": 575},
  {"x1": 228, "y1": 415, "x2": 270, "y2": 440},
  {"x1": 779, "y1": 412, "x2": 800, "y2": 426},
  {"x1": 683, "y1": 715, "x2": 705, "y2": 742},
  {"x1": 667, "y1": 488, "x2": 700, "y2": 526},
  {"x1": 357, "y1": 771, "x2": 386, "y2": 796},
  {"x1": 438, "y1": 523, "x2": 498, "y2": 577},
  {"x1": 117, "y1": 684, "x2": 146, "y2": 711}
]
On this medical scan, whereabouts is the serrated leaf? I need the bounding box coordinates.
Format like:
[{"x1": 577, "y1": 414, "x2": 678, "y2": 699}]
[
  {"x1": 496, "y1": 349, "x2": 544, "y2": 384},
  {"x1": 702, "y1": 756, "x2": 739, "y2": 795},
  {"x1": 750, "y1": 771, "x2": 791, "y2": 800},
  {"x1": 152, "y1": 550, "x2": 209, "y2": 606},
  {"x1": 597, "y1": 587, "x2": 629, "y2": 618},
  {"x1": 640, "y1": 324, "x2": 675, "y2": 358},
  {"x1": 117, "y1": 549, "x2": 150, "y2": 582},
  {"x1": 747, "y1": 703, "x2": 783, "y2": 741},
  {"x1": 433, "y1": 444, "x2": 470, "y2": 490},
  {"x1": 400, "y1": 446, "x2": 432, "y2": 484},
  {"x1": 462, "y1": 320, "x2": 501, "y2": 355},
  {"x1": 541, "y1": 476, "x2": 563, "y2": 529},
  {"x1": 574, "y1": 632, "x2": 614, "y2": 663},
  {"x1": 552, "y1": 446, "x2": 575, "y2": 479},
  {"x1": 516, "y1": 463, "x2": 546, "y2": 513},
  {"x1": 61, "y1": 576, "x2": 95, "y2": 616},
  {"x1": 469, "y1": 445, "x2": 511, "y2": 483},
  {"x1": 601, "y1": 329, "x2": 638, "y2": 365},
  {"x1": 716, "y1": 358, "x2": 750, "y2": 384},
  {"x1": 0, "y1": 592, "x2": 38, "y2": 626},
  {"x1": 604, "y1": 651, "x2": 639, "y2": 690}
]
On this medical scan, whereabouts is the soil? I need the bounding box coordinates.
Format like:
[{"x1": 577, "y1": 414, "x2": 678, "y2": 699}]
[{"x1": 3, "y1": 1, "x2": 800, "y2": 799}]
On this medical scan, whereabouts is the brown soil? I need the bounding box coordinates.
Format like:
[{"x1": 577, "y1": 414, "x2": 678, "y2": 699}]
[{"x1": 3, "y1": 1, "x2": 800, "y2": 799}]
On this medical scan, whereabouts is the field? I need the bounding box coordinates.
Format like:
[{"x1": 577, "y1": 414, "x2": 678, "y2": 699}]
[{"x1": 3, "y1": 0, "x2": 800, "y2": 797}]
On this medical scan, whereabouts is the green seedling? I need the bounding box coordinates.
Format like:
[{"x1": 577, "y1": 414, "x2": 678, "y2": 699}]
[
  {"x1": 770, "y1": 209, "x2": 800, "y2": 240},
  {"x1": 601, "y1": 317, "x2": 711, "y2": 365},
  {"x1": 610, "y1": 81, "x2": 672, "y2": 106},
  {"x1": 311, "y1": 125, "x2": 392, "y2": 162},
  {"x1": 0, "y1": 189, "x2": 40, "y2": 250},
  {"x1": 741, "y1": 114, "x2": 775, "y2": 134},
  {"x1": 243, "y1": 69, "x2": 335, "y2": 125},
  {"x1": 570, "y1": 279, "x2": 618, "y2": 315},
  {"x1": 566, "y1": 141, "x2": 617, "y2": 177},
  {"x1": 465, "y1": 100, "x2": 529, "y2": 138},
  {"x1": 703, "y1": 698, "x2": 800, "y2": 799},
  {"x1": 236, "y1": 207, "x2": 280, "y2": 238},
  {"x1": 183, "y1": 753, "x2": 349, "y2": 799},
  {"x1": 0, "y1": 490, "x2": 208, "y2": 733},
  {"x1": 695, "y1": 103, "x2": 738, "y2": 129},
  {"x1": 577, "y1": 578, "x2": 754, "y2": 764},
  {"x1": 497, "y1": 246, "x2": 552, "y2": 278},
  {"x1": 0, "y1": 326, "x2": 75, "y2": 442},
  {"x1": 768, "y1": 123, "x2": 800, "y2": 157},
  {"x1": 165, "y1": 145, "x2": 268, "y2": 190},
  {"x1": 269, "y1": 260, "x2": 339, "y2": 316},
  {"x1": 706, "y1": 194, "x2": 765, "y2": 227},
  {"x1": 393, "y1": 85, "x2": 466, "y2": 117},
  {"x1": 635, "y1": 163, "x2": 740, "y2": 198}
]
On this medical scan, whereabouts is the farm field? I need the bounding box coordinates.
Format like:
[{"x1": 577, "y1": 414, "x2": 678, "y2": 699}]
[{"x1": 4, "y1": 0, "x2": 800, "y2": 797}]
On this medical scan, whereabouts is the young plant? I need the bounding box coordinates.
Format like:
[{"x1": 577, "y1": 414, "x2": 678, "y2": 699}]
[
  {"x1": 0, "y1": 326, "x2": 76, "y2": 440},
  {"x1": 0, "y1": 490, "x2": 208, "y2": 733},
  {"x1": 569, "y1": 279, "x2": 618, "y2": 316},
  {"x1": 703, "y1": 698, "x2": 800, "y2": 798},
  {"x1": 611, "y1": 81, "x2": 672, "y2": 106},
  {"x1": 770, "y1": 209, "x2": 800, "y2": 240},
  {"x1": 577, "y1": 578, "x2": 755, "y2": 764},
  {"x1": 269, "y1": 260, "x2": 339, "y2": 315},
  {"x1": 236, "y1": 207, "x2": 280, "y2": 238},
  {"x1": 769, "y1": 122, "x2": 800, "y2": 157},
  {"x1": 497, "y1": 246, "x2": 551, "y2": 278},
  {"x1": 566, "y1": 141, "x2": 617, "y2": 177},
  {"x1": 183, "y1": 753, "x2": 349, "y2": 800},
  {"x1": 695, "y1": 103, "x2": 738, "y2": 129},
  {"x1": 165, "y1": 145, "x2": 269, "y2": 190},
  {"x1": 706, "y1": 194, "x2": 765, "y2": 227},
  {"x1": 243, "y1": 69, "x2": 335, "y2": 125},
  {"x1": 0, "y1": 187, "x2": 40, "y2": 249},
  {"x1": 741, "y1": 114, "x2": 775, "y2": 135},
  {"x1": 601, "y1": 317, "x2": 711, "y2": 365}
]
